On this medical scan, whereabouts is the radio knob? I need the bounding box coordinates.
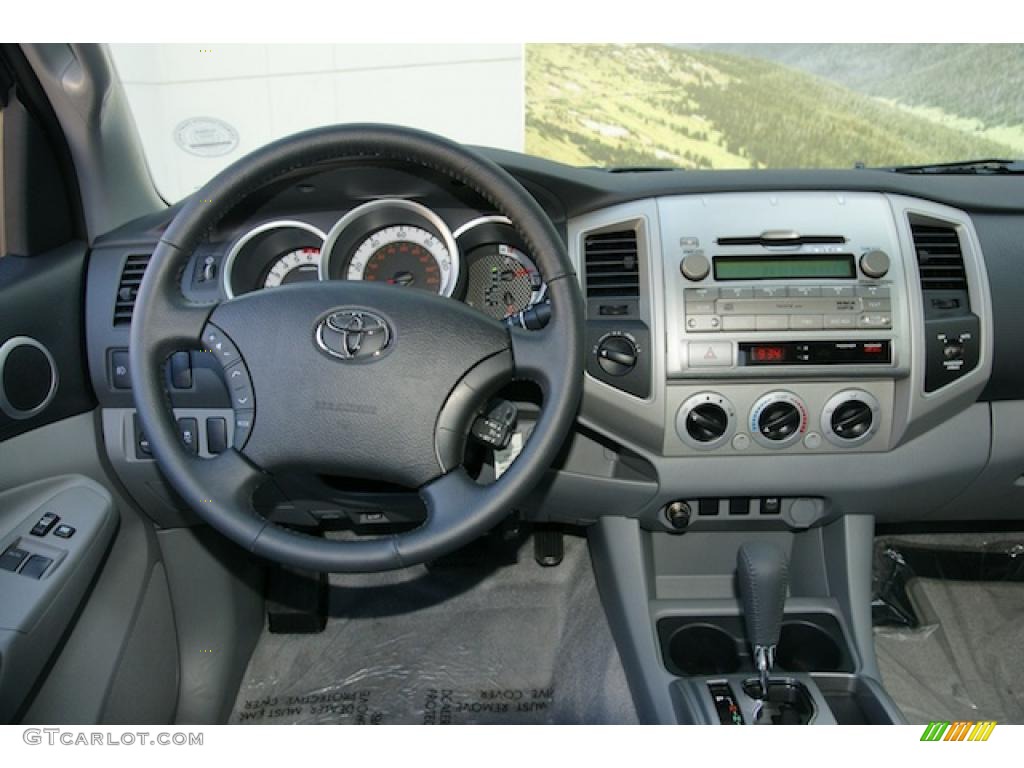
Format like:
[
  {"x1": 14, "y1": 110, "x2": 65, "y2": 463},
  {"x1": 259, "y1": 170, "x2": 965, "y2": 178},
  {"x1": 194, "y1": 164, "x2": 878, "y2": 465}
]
[
  {"x1": 859, "y1": 249, "x2": 890, "y2": 279},
  {"x1": 596, "y1": 335, "x2": 637, "y2": 376},
  {"x1": 758, "y1": 402, "x2": 802, "y2": 441},
  {"x1": 680, "y1": 252, "x2": 711, "y2": 281}
]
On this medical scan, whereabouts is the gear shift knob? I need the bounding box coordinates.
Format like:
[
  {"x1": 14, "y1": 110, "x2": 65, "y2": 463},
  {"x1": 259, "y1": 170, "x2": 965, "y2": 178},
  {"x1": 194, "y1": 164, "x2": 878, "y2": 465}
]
[{"x1": 736, "y1": 541, "x2": 790, "y2": 697}]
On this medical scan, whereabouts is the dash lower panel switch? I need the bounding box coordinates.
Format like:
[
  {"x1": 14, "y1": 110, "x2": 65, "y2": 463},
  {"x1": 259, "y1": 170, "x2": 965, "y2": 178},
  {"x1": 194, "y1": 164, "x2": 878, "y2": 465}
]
[
  {"x1": 178, "y1": 417, "x2": 200, "y2": 455},
  {"x1": 0, "y1": 546, "x2": 29, "y2": 572},
  {"x1": 30, "y1": 512, "x2": 60, "y2": 537},
  {"x1": 20, "y1": 555, "x2": 54, "y2": 580}
]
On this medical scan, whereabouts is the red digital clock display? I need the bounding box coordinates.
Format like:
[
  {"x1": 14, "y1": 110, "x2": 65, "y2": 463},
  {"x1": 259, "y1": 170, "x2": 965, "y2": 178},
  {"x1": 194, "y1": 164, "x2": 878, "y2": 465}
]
[{"x1": 750, "y1": 345, "x2": 787, "y2": 363}]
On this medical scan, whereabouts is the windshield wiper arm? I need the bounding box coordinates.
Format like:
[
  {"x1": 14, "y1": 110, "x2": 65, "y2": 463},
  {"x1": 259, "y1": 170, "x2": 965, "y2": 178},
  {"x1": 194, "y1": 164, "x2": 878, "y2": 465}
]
[{"x1": 876, "y1": 158, "x2": 1024, "y2": 174}]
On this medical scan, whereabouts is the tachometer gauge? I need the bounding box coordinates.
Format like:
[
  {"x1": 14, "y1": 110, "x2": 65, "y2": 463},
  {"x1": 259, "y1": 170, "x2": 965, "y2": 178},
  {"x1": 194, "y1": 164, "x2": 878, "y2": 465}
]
[
  {"x1": 347, "y1": 225, "x2": 454, "y2": 296},
  {"x1": 465, "y1": 244, "x2": 545, "y2": 319},
  {"x1": 263, "y1": 247, "x2": 322, "y2": 288}
]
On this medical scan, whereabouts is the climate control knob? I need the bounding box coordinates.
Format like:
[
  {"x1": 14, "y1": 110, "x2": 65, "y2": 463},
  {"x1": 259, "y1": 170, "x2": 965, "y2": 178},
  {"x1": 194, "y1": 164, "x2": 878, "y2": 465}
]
[
  {"x1": 822, "y1": 389, "x2": 881, "y2": 447},
  {"x1": 677, "y1": 392, "x2": 736, "y2": 450},
  {"x1": 595, "y1": 334, "x2": 638, "y2": 376},
  {"x1": 750, "y1": 392, "x2": 808, "y2": 448}
]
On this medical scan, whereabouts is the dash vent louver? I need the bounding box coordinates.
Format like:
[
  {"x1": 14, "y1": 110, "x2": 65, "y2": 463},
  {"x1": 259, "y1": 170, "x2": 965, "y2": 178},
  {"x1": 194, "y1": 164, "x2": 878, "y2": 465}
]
[
  {"x1": 910, "y1": 221, "x2": 967, "y2": 292},
  {"x1": 113, "y1": 254, "x2": 151, "y2": 326},
  {"x1": 583, "y1": 229, "x2": 640, "y2": 298}
]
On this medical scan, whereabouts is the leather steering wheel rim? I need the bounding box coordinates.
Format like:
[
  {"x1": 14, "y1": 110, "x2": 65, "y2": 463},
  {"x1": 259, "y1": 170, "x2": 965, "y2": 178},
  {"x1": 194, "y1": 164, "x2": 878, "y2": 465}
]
[{"x1": 129, "y1": 124, "x2": 584, "y2": 573}]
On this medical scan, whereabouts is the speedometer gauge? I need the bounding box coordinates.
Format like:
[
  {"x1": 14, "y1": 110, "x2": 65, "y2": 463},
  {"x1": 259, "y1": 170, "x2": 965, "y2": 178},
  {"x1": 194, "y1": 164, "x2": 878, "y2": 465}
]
[
  {"x1": 347, "y1": 225, "x2": 453, "y2": 296},
  {"x1": 263, "y1": 247, "x2": 322, "y2": 288}
]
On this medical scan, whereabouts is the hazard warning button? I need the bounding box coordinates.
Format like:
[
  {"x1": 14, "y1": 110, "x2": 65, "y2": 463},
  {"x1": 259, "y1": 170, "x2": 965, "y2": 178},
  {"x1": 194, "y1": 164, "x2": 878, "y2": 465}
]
[{"x1": 688, "y1": 342, "x2": 733, "y2": 368}]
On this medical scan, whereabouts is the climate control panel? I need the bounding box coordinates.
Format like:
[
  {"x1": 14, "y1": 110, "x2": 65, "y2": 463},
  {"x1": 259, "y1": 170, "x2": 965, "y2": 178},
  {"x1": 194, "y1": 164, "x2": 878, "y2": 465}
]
[{"x1": 668, "y1": 382, "x2": 892, "y2": 456}]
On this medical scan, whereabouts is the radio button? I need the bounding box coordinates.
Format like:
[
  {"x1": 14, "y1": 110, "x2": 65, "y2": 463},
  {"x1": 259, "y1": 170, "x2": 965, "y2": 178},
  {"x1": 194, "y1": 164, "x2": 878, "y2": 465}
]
[
  {"x1": 788, "y1": 285, "x2": 822, "y2": 298},
  {"x1": 686, "y1": 287, "x2": 719, "y2": 301},
  {"x1": 754, "y1": 286, "x2": 787, "y2": 299},
  {"x1": 856, "y1": 284, "x2": 891, "y2": 298},
  {"x1": 825, "y1": 315, "x2": 857, "y2": 329},
  {"x1": 686, "y1": 301, "x2": 716, "y2": 315},
  {"x1": 720, "y1": 286, "x2": 753, "y2": 300},
  {"x1": 688, "y1": 342, "x2": 733, "y2": 367},
  {"x1": 822, "y1": 285, "x2": 856, "y2": 298},
  {"x1": 862, "y1": 298, "x2": 892, "y2": 312},
  {"x1": 686, "y1": 315, "x2": 721, "y2": 332},
  {"x1": 858, "y1": 313, "x2": 892, "y2": 329},
  {"x1": 755, "y1": 316, "x2": 789, "y2": 331},
  {"x1": 790, "y1": 315, "x2": 824, "y2": 330},
  {"x1": 722, "y1": 315, "x2": 757, "y2": 331}
]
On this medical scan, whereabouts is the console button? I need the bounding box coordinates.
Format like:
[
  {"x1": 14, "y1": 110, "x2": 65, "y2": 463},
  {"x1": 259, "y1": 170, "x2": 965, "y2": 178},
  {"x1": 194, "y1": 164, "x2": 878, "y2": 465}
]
[
  {"x1": 720, "y1": 286, "x2": 753, "y2": 300},
  {"x1": 110, "y1": 349, "x2": 132, "y2": 389},
  {"x1": 170, "y1": 351, "x2": 193, "y2": 389},
  {"x1": 858, "y1": 313, "x2": 892, "y2": 329},
  {"x1": 698, "y1": 498, "x2": 720, "y2": 516},
  {"x1": 862, "y1": 298, "x2": 892, "y2": 312},
  {"x1": 856, "y1": 284, "x2": 891, "y2": 298},
  {"x1": 761, "y1": 497, "x2": 782, "y2": 515},
  {"x1": 686, "y1": 301, "x2": 716, "y2": 315},
  {"x1": 30, "y1": 512, "x2": 60, "y2": 536},
  {"x1": 686, "y1": 287, "x2": 718, "y2": 301},
  {"x1": 178, "y1": 417, "x2": 199, "y2": 455},
  {"x1": 790, "y1": 315, "x2": 823, "y2": 330},
  {"x1": 0, "y1": 546, "x2": 29, "y2": 572},
  {"x1": 755, "y1": 316, "x2": 789, "y2": 331},
  {"x1": 722, "y1": 315, "x2": 757, "y2": 331},
  {"x1": 788, "y1": 285, "x2": 821, "y2": 298},
  {"x1": 134, "y1": 414, "x2": 152, "y2": 458},
  {"x1": 688, "y1": 342, "x2": 732, "y2": 368},
  {"x1": 825, "y1": 315, "x2": 857, "y2": 329},
  {"x1": 728, "y1": 497, "x2": 751, "y2": 516},
  {"x1": 53, "y1": 524, "x2": 75, "y2": 539},
  {"x1": 685, "y1": 315, "x2": 721, "y2": 332},
  {"x1": 754, "y1": 286, "x2": 786, "y2": 299},
  {"x1": 822, "y1": 285, "x2": 855, "y2": 298},
  {"x1": 207, "y1": 417, "x2": 228, "y2": 455},
  {"x1": 21, "y1": 555, "x2": 53, "y2": 579}
]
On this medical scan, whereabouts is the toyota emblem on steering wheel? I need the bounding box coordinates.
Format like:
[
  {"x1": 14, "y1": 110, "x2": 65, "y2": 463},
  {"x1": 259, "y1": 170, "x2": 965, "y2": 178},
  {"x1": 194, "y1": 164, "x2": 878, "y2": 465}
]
[{"x1": 315, "y1": 309, "x2": 393, "y2": 361}]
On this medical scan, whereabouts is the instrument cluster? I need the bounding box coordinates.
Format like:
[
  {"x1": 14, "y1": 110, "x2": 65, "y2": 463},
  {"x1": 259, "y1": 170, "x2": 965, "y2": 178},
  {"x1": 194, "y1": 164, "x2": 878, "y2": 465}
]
[{"x1": 221, "y1": 200, "x2": 546, "y2": 321}]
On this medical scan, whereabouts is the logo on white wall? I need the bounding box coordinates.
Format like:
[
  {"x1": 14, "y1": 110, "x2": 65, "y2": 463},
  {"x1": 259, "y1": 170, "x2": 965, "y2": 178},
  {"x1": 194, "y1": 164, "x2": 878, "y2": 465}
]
[{"x1": 174, "y1": 117, "x2": 240, "y2": 157}]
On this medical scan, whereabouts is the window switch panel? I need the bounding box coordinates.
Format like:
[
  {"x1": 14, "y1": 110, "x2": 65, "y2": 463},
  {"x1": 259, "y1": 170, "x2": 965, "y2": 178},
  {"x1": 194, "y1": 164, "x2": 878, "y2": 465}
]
[
  {"x1": 30, "y1": 513, "x2": 60, "y2": 536},
  {"x1": 0, "y1": 546, "x2": 29, "y2": 572}
]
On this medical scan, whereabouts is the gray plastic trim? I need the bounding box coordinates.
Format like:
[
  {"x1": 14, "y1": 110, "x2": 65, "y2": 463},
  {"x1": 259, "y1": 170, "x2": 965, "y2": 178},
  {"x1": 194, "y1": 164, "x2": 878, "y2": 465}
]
[{"x1": 0, "y1": 336, "x2": 58, "y2": 420}]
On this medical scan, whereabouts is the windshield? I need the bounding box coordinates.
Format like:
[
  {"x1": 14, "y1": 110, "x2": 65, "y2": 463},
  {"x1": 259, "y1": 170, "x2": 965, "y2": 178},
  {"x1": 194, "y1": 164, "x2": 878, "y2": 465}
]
[{"x1": 110, "y1": 43, "x2": 1024, "y2": 202}]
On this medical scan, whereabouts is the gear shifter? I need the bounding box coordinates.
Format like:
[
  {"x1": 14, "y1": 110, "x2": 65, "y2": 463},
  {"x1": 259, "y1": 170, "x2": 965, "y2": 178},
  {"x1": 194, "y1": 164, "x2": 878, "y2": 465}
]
[{"x1": 736, "y1": 541, "x2": 790, "y2": 699}]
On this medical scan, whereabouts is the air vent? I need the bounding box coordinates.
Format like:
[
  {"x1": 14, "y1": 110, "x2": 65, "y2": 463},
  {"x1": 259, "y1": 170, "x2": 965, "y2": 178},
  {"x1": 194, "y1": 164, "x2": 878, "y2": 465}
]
[
  {"x1": 113, "y1": 254, "x2": 151, "y2": 326},
  {"x1": 910, "y1": 221, "x2": 967, "y2": 291},
  {"x1": 583, "y1": 229, "x2": 640, "y2": 298}
]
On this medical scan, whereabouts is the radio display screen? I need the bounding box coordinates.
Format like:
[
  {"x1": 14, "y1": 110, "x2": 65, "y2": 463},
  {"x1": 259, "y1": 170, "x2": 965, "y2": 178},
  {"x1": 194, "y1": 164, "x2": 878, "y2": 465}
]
[{"x1": 714, "y1": 254, "x2": 856, "y2": 280}]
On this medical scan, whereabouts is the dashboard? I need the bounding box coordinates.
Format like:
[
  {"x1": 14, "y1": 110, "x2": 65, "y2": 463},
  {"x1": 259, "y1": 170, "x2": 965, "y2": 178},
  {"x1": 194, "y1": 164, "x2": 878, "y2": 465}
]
[{"x1": 79, "y1": 153, "x2": 1024, "y2": 535}]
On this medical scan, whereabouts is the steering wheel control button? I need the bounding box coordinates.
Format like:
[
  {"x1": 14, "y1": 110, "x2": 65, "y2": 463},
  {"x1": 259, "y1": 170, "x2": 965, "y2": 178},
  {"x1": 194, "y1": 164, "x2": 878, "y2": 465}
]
[
  {"x1": 234, "y1": 411, "x2": 255, "y2": 448},
  {"x1": 178, "y1": 417, "x2": 200, "y2": 455},
  {"x1": 0, "y1": 546, "x2": 29, "y2": 572},
  {"x1": 207, "y1": 417, "x2": 228, "y2": 455},
  {"x1": 821, "y1": 389, "x2": 882, "y2": 447},
  {"x1": 677, "y1": 392, "x2": 737, "y2": 451},
  {"x1": 53, "y1": 524, "x2": 76, "y2": 539},
  {"x1": 202, "y1": 327, "x2": 241, "y2": 368},
  {"x1": 20, "y1": 555, "x2": 53, "y2": 580},
  {"x1": 750, "y1": 391, "x2": 808, "y2": 449},
  {"x1": 30, "y1": 512, "x2": 60, "y2": 536}
]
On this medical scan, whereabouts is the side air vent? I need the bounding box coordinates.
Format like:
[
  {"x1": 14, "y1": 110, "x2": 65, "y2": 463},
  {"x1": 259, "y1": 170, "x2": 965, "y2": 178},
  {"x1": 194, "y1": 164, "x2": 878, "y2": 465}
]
[
  {"x1": 911, "y1": 221, "x2": 967, "y2": 292},
  {"x1": 583, "y1": 229, "x2": 640, "y2": 298},
  {"x1": 113, "y1": 254, "x2": 151, "y2": 326}
]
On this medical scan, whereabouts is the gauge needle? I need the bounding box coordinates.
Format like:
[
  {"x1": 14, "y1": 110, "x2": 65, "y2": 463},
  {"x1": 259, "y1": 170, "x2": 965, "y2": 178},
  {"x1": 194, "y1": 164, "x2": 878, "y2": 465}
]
[{"x1": 388, "y1": 271, "x2": 415, "y2": 287}]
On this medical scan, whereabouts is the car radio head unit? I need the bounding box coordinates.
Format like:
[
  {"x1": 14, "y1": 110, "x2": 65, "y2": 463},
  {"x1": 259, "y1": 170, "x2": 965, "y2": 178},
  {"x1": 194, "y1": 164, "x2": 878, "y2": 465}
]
[{"x1": 713, "y1": 253, "x2": 857, "y2": 281}]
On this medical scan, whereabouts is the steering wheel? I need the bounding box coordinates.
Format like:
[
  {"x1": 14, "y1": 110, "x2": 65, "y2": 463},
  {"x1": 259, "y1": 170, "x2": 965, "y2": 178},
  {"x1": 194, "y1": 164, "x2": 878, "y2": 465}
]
[{"x1": 129, "y1": 125, "x2": 584, "y2": 573}]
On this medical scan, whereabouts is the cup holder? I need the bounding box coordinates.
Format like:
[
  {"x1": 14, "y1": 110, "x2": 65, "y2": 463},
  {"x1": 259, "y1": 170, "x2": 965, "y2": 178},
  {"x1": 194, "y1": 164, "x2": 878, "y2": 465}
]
[
  {"x1": 776, "y1": 620, "x2": 843, "y2": 672},
  {"x1": 667, "y1": 623, "x2": 740, "y2": 675}
]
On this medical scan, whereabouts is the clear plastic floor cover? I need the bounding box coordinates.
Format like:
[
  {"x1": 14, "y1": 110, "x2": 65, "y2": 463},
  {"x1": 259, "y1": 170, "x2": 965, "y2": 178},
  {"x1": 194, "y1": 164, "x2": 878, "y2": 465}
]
[
  {"x1": 230, "y1": 535, "x2": 637, "y2": 724},
  {"x1": 873, "y1": 533, "x2": 1024, "y2": 725}
]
